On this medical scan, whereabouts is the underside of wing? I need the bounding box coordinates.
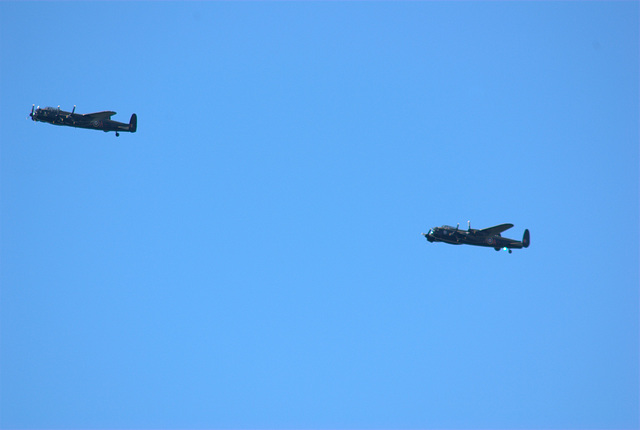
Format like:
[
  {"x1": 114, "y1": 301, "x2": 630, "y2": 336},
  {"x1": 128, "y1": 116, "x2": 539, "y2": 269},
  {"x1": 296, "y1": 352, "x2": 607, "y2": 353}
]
[
  {"x1": 479, "y1": 223, "x2": 514, "y2": 236},
  {"x1": 83, "y1": 111, "x2": 117, "y2": 120}
]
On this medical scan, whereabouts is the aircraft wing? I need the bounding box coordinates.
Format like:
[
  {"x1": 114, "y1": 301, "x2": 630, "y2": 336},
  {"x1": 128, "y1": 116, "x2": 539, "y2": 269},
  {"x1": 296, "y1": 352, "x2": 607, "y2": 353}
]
[
  {"x1": 82, "y1": 111, "x2": 116, "y2": 120},
  {"x1": 478, "y1": 223, "x2": 514, "y2": 236}
]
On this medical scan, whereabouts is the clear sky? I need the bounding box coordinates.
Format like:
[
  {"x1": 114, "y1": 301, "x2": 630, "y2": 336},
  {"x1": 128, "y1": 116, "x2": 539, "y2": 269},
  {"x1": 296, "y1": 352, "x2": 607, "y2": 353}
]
[{"x1": 1, "y1": 2, "x2": 638, "y2": 429}]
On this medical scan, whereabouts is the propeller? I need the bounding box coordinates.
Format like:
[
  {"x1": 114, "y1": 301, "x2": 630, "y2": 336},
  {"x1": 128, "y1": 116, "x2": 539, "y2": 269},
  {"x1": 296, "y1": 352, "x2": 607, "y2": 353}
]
[
  {"x1": 65, "y1": 105, "x2": 77, "y2": 123},
  {"x1": 28, "y1": 104, "x2": 35, "y2": 120}
]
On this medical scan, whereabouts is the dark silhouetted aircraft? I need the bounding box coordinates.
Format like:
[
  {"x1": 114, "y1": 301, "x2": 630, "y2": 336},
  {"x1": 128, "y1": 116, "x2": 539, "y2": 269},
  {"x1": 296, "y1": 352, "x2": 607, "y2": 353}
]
[
  {"x1": 30, "y1": 105, "x2": 137, "y2": 136},
  {"x1": 422, "y1": 221, "x2": 530, "y2": 253}
]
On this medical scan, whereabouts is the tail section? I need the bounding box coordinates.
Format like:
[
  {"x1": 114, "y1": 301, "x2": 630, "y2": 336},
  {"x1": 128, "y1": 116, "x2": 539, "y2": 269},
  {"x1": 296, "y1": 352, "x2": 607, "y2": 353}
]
[
  {"x1": 129, "y1": 113, "x2": 137, "y2": 133},
  {"x1": 523, "y1": 229, "x2": 530, "y2": 248}
]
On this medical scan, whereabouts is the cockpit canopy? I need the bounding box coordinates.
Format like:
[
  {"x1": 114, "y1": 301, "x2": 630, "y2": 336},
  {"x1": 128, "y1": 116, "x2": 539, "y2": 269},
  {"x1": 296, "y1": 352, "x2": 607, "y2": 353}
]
[
  {"x1": 30, "y1": 106, "x2": 66, "y2": 123},
  {"x1": 429, "y1": 225, "x2": 459, "y2": 237},
  {"x1": 35, "y1": 107, "x2": 58, "y2": 115}
]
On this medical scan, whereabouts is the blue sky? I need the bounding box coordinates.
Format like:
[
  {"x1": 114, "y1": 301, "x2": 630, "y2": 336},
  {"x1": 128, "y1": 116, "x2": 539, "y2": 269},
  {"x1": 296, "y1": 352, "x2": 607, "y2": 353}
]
[{"x1": 1, "y1": 2, "x2": 638, "y2": 429}]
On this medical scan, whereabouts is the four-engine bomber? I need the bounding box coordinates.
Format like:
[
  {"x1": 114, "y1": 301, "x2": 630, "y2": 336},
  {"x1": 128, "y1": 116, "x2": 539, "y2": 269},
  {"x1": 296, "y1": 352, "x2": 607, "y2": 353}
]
[
  {"x1": 30, "y1": 105, "x2": 136, "y2": 137},
  {"x1": 423, "y1": 222, "x2": 530, "y2": 253}
]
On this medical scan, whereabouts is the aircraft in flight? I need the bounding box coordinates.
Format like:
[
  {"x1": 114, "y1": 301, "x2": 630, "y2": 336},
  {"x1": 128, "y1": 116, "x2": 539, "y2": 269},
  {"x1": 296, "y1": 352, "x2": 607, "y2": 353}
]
[
  {"x1": 29, "y1": 105, "x2": 137, "y2": 136},
  {"x1": 422, "y1": 222, "x2": 530, "y2": 253}
]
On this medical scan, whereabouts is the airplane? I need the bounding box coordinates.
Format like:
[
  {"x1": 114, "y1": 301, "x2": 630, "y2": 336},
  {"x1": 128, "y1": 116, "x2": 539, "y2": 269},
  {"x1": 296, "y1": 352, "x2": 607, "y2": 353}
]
[
  {"x1": 29, "y1": 105, "x2": 137, "y2": 136},
  {"x1": 422, "y1": 221, "x2": 530, "y2": 253}
]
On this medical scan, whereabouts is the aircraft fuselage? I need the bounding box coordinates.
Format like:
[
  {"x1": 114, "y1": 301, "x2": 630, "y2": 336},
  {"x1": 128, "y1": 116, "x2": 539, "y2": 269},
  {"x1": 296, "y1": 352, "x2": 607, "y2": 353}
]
[
  {"x1": 423, "y1": 224, "x2": 530, "y2": 253},
  {"x1": 30, "y1": 106, "x2": 136, "y2": 136}
]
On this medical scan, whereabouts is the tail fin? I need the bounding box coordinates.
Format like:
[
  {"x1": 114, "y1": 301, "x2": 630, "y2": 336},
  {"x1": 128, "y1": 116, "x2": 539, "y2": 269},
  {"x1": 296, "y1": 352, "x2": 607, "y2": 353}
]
[
  {"x1": 523, "y1": 229, "x2": 530, "y2": 248},
  {"x1": 129, "y1": 113, "x2": 137, "y2": 133}
]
